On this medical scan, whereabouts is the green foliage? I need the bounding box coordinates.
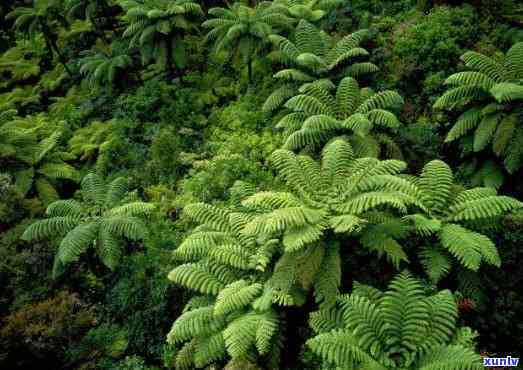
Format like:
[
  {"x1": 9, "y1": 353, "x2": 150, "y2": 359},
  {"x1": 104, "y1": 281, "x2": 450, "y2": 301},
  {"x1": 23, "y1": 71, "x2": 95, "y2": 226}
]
[
  {"x1": 68, "y1": 119, "x2": 117, "y2": 166},
  {"x1": 119, "y1": 0, "x2": 203, "y2": 73},
  {"x1": 67, "y1": 323, "x2": 129, "y2": 365},
  {"x1": 434, "y1": 42, "x2": 523, "y2": 184},
  {"x1": 273, "y1": 0, "x2": 342, "y2": 23},
  {"x1": 264, "y1": 20, "x2": 379, "y2": 112},
  {"x1": 0, "y1": 110, "x2": 37, "y2": 165},
  {"x1": 307, "y1": 271, "x2": 483, "y2": 369},
  {"x1": 21, "y1": 172, "x2": 154, "y2": 275},
  {"x1": 0, "y1": 38, "x2": 44, "y2": 89},
  {"x1": 237, "y1": 138, "x2": 420, "y2": 307},
  {"x1": 1, "y1": 291, "x2": 96, "y2": 367},
  {"x1": 404, "y1": 160, "x2": 522, "y2": 282},
  {"x1": 276, "y1": 76, "x2": 404, "y2": 156},
  {"x1": 386, "y1": 5, "x2": 477, "y2": 112},
  {"x1": 202, "y1": 2, "x2": 294, "y2": 83},
  {"x1": 79, "y1": 40, "x2": 133, "y2": 90},
  {"x1": 7, "y1": 0, "x2": 74, "y2": 76},
  {"x1": 167, "y1": 198, "x2": 284, "y2": 367},
  {"x1": 1, "y1": 0, "x2": 523, "y2": 368},
  {"x1": 2, "y1": 113, "x2": 79, "y2": 205},
  {"x1": 0, "y1": 173, "x2": 31, "y2": 225}
]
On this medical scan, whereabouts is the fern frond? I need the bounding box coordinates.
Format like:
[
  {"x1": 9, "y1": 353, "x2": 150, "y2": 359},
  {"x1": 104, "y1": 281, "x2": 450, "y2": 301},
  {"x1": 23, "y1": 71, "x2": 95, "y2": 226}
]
[
  {"x1": 283, "y1": 223, "x2": 325, "y2": 251},
  {"x1": 194, "y1": 332, "x2": 226, "y2": 368},
  {"x1": 380, "y1": 271, "x2": 428, "y2": 352},
  {"x1": 419, "y1": 290, "x2": 459, "y2": 351},
  {"x1": 339, "y1": 294, "x2": 385, "y2": 354},
  {"x1": 309, "y1": 306, "x2": 344, "y2": 334},
  {"x1": 504, "y1": 41, "x2": 523, "y2": 80},
  {"x1": 439, "y1": 224, "x2": 500, "y2": 270},
  {"x1": 433, "y1": 86, "x2": 483, "y2": 109},
  {"x1": 285, "y1": 94, "x2": 332, "y2": 116},
  {"x1": 184, "y1": 203, "x2": 232, "y2": 232},
  {"x1": 97, "y1": 227, "x2": 122, "y2": 270},
  {"x1": 418, "y1": 160, "x2": 453, "y2": 215},
  {"x1": 419, "y1": 246, "x2": 452, "y2": 283},
  {"x1": 460, "y1": 51, "x2": 504, "y2": 82},
  {"x1": 214, "y1": 280, "x2": 263, "y2": 316},
  {"x1": 448, "y1": 196, "x2": 523, "y2": 221},
  {"x1": 22, "y1": 216, "x2": 79, "y2": 241},
  {"x1": 167, "y1": 305, "x2": 226, "y2": 344},
  {"x1": 445, "y1": 107, "x2": 482, "y2": 142},
  {"x1": 57, "y1": 222, "x2": 99, "y2": 264},
  {"x1": 168, "y1": 263, "x2": 226, "y2": 295},
  {"x1": 105, "y1": 177, "x2": 129, "y2": 207},
  {"x1": 492, "y1": 114, "x2": 517, "y2": 156},
  {"x1": 473, "y1": 114, "x2": 501, "y2": 152},
  {"x1": 46, "y1": 200, "x2": 84, "y2": 218},
  {"x1": 417, "y1": 345, "x2": 483, "y2": 370},
  {"x1": 306, "y1": 330, "x2": 378, "y2": 367},
  {"x1": 101, "y1": 216, "x2": 148, "y2": 240},
  {"x1": 108, "y1": 202, "x2": 156, "y2": 217},
  {"x1": 81, "y1": 172, "x2": 106, "y2": 206},
  {"x1": 263, "y1": 84, "x2": 298, "y2": 112},
  {"x1": 356, "y1": 91, "x2": 403, "y2": 114},
  {"x1": 313, "y1": 242, "x2": 341, "y2": 307},
  {"x1": 490, "y1": 82, "x2": 523, "y2": 102},
  {"x1": 444, "y1": 71, "x2": 495, "y2": 90}
]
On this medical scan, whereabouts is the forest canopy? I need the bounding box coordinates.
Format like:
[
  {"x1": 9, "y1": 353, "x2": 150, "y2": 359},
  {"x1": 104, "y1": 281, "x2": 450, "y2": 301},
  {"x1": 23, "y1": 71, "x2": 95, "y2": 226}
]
[{"x1": 1, "y1": 0, "x2": 523, "y2": 369}]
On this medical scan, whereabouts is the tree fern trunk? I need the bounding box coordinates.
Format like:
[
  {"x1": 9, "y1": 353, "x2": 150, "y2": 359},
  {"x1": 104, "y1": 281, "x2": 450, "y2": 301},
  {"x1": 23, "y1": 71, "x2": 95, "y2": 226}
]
[
  {"x1": 247, "y1": 58, "x2": 253, "y2": 85},
  {"x1": 89, "y1": 14, "x2": 109, "y2": 44},
  {"x1": 41, "y1": 21, "x2": 74, "y2": 79},
  {"x1": 165, "y1": 39, "x2": 176, "y2": 81},
  {"x1": 49, "y1": 37, "x2": 74, "y2": 78}
]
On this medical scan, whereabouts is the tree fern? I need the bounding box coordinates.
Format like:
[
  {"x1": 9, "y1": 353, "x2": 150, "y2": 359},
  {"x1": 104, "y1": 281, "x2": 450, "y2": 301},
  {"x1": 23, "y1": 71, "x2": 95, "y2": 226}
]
[
  {"x1": 275, "y1": 76, "x2": 404, "y2": 157},
  {"x1": 202, "y1": 2, "x2": 294, "y2": 85},
  {"x1": 403, "y1": 160, "x2": 522, "y2": 282},
  {"x1": 167, "y1": 192, "x2": 284, "y2": 367},
  {"x1": 17, "y1": 126, "x2": 79, "y2": 205},
  {"x1": 79, "y1": 40, "x2": 133, "y2": 90},
  {"x1": 434, "y1": 42, "x2": 523, "y2": 184},
  {"x1": 0, "y1": 110, "x2": 37, "y2": 165},
  {"x1": 242, "y1": 139, "x2": 419, "y2": 306},
  {"x1": 7, "y1": 0, "x2": 74, "y2": 77},
  {"x1": 119, "y1": 0, "x2": 203, "y2": 77},
  {"x1": 307, "y1": 271, "x2": 483, "y2": 370},
  {"x1": 264, "y1": 20, "x2": 379, "y2": 112},
  {"x1": 22, "y1": 172, "x2": 154, "y2": 275}
]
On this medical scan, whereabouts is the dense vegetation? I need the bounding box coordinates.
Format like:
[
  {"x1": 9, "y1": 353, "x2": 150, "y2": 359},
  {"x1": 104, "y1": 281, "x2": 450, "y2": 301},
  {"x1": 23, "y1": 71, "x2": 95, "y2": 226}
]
[{"x1": 1, "y1": 0, "x2": 522, "y2": 369}]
